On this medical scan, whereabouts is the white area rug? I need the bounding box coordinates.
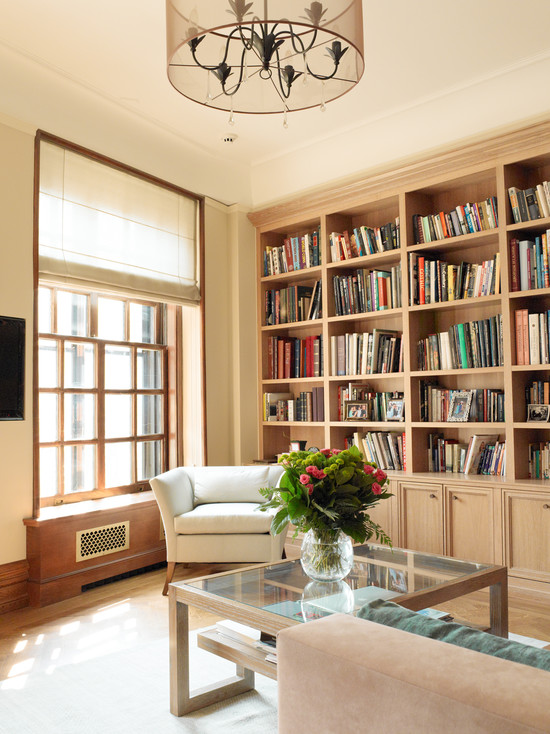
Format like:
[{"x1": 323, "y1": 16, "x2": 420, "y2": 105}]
[{"x1": 0, "y1": 632, "x2": 278, "y2": 734}]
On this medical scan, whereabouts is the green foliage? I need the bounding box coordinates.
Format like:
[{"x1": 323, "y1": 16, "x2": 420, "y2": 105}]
[{"x1": 259, "y1": 447, "x2": 392, "y2": 547}]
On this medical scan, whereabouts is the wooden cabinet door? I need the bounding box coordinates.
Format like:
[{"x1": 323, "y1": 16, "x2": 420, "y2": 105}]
[
  {"x1": 445, "y1": 485, "x2": 494, "y2": 564},
  {"x1": 503, "y1": 490, "x2": 550, "y2": 582},
  {"x1": 367, "y1": 481, "x2": 397, "y2": 546},
  {"x1": 398, "y1": 482, "x2": 443, "y2": 554}
]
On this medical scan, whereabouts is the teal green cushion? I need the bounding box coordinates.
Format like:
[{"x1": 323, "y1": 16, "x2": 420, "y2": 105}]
[{"x1": 357, "y1": 599, "x2": 550, "y2": 672}]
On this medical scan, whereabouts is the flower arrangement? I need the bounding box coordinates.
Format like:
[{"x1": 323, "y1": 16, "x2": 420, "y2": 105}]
[{"x1": 259, "y1": 445, "x2": 392, "y2": 547}]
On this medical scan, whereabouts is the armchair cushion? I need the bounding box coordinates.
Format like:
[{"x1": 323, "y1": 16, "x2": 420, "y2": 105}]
[
  {"x1": 174, "y1": 502, "x2": 274, "y2": 534},
  {"x1": 193, "y1": 465, "x2": 280, "y2": 505}
]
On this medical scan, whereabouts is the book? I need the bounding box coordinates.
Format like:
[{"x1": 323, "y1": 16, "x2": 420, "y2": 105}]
[
  {"x1": 215, "y1": 619, "x2": 261, "y2": 645},
  {"x1": 463, "y1": 434, "x2": 499, "y2": 474}
]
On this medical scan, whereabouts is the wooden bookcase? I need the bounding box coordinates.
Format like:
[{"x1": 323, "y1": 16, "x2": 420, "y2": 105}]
[{"x1": 250, "y1": 120, "x2": 550, "y2": 594}]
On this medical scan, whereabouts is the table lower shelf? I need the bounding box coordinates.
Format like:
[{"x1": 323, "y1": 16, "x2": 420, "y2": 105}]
[{"x1": 197, "y1": 627, "x2": 278, "y2": 681}]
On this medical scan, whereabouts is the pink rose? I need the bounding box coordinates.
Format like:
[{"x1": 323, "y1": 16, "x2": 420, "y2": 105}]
[
  {"x1": 372, "y1": 482, "x2": 382, "y2": 495},
  {"x1": 375, "y1": 469, "x2": 387, "y2": 483},
  {"x1": 363, "y1": 464, "x2": 374, "y2": 475},
  {"x1": 308, "y1": 486, "x2": 314, "y2": 495},
  {"x1": 320, "y1": 449, "x2": 332, "y2": 456},
  {"x1": 331, "y1": 449, "x2": 341, "y2": 455},
  {"x1": 299, "y1": 474, "x2": 311, "y2": 485},
  {"x1": 306, "y1": 465, "x2": 316, "y2": 474},
  {"x1": 315, "y1": 469, "x2": 326, "y2": 479}
]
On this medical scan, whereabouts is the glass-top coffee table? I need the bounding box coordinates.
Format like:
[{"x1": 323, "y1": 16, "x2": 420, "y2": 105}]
[{"x1": 168, "y1": 544, "x2": 508, "y2": 716}]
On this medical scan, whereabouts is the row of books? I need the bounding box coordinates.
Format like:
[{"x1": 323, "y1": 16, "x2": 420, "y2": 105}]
[
  {"x1": 508, "y1": 183, "x2": 550, "y2": 223},
  {"x1": 263, "y1": 230, "x2": 321, "y2": 276},
  {"x1": 332, "y1": 265, "x2": 402, "y2": 316},
  {"x1": 330, "y1": 330, "x2": 403, "y2": 377},
  {"x1": 215, "y1": 620, "x2": 278, "y2": 663},
  {"x1": 428, "y1": 433, "x2": 505, "y2": 475},
  {"x1": 349, "y1": 430, "x2": 406, "y2": 471},
  {"x1": 412, "y1": 197, "x2": 499, "y2": 244},
  {"x1": 525, "y1": 379, "x2": 550, "y2": 407},
  {"x1": 337, "y1": 384, "x2": 404, "y2": 421},
  {"x1": 515, "y1": 309, "x2": 550, "y2": 365},
  {"x1": 266, "y1": 335, "x2": 324, "y2": 379},
  {"x1": 408, "y1": 253, "x2": 500, "y2": 306},
  {"x1": 264, "y1": 281, "x2": 322, "y2": 325},
  {"x1": 417, "y1": 315, "x2": 503, "y2": 372},
  {"x1": 528, "y1": 442, "x2": 550, "y2": 479},
  {"x1": 419, "y1": 384, "x2": 505, "y2": 423},
  {"x1": 509, "y1": 235, "x2": 550, "y2": 292},
  {"x1": 329, "y1": 219, "x2": 400, "y2": 262},
  {"x1": 262, "y1": 388, "x2": 325, "y2": 422}
]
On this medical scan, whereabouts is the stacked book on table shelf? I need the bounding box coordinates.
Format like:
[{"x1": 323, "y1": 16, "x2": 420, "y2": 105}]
[
  {"x1": 337, "y1": 384, "x2": 404, "y2": 421},
  {"x1": 263, "y1": 388, "x2": 324, "y2": 422},
  {"x1": 420, "y1": 383, "x2": 505, "y2": 422},
  {"x1": 350, "y1": 430, "x2": 406, "y2": 471},
  {"x1": 528, "y1": 442, "x2": 550, "y2": 480},
  {"x1": 215, "y1": 620, "x2": 278, "y2": 664},
  {"x1": 332, "y1": 265, "x2": 402, "y2": 315},
  {"x1": 331, "y1": 330, "x2": 403, "y2": 376},
  {"x1": 515, "y1": 309, "x2": 550, "y2": 365},
  {"x1": 417, "y1": 315, "x2": 503, "y2": 371},
  {"x1": 408, "y1": 253, "x2": 500, "y2": 306},
  {"x1": 329, "y1": 219, "x2": 400, "y2": 262},
  {"x1": 428, "y1": 433, "x2": 505, "y2": 475},
  {"x1": 263, "y1": 229, "x2": 321, "y2": 276},
  {"x1": 509, "y1": 235, "x2": 550, "y2": 292},
  {"x1": 267, "y1": 335, "x2": 323, "y2": 379},
  {"x1": 508, "y1": 184, "x2": 550, "y2": 223},
  {"x1": 264, "y1": 280, "x2": 322, "y2": 325},
  {"x1": 412, "y1": 197, "x2": 498, "y2": 244},
  {"x1": 526, "y1": 379, "x2": 550, "y2": 407}
]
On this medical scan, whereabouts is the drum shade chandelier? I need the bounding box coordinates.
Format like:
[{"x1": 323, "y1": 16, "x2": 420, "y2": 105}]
[{"x1": 166, "y1": 1, "x2": 364, "y2": 123}]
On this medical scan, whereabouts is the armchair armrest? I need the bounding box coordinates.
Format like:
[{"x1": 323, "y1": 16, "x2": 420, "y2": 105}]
[{"x1": 150, "y1": 467, "x2": 194, "y2": 559}]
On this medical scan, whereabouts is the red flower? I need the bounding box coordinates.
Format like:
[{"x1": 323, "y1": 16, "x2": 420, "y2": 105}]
[
  {"x1": 331, "y1": 449, "x2": 341, "y2": 455},
  {"x1": 363, "y1": 464, "x2": 374, "y2": 475},
  {"x1": 306, "y1": 465, "x2": 316, "y2": 474},
  {"x1": 375, "y1": 469, "x2": 387, "y2": 483},
  {"x1": 299, "y1": 474, "x2": 311, "y2": 485},
  {"x1": 315, "y1": 469, "x2": 326, "y2": 479},
  {"x1": 308, "y1": 486, "x2": 314, "y2": 495},
  {"x1": 372, "y1": 482, "x2": 382, "y2": 495},
  {"x1": 320, "y1": 449, "x2": 332, "y2": 456}
]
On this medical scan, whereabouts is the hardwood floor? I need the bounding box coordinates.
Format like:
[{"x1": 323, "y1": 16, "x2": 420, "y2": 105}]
[{"x1": 1, "y1": 559, "x2": 550, "y2": 686}]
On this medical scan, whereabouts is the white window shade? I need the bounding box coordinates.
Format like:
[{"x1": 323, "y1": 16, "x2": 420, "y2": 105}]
[{"x1": 39, "y1": 142, "x2": 200, "y2": 304}]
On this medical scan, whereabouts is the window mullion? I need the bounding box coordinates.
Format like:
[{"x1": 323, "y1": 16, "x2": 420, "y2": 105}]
[{"x1": 97, "y1": 341, "x2": 106, "y2": 491}]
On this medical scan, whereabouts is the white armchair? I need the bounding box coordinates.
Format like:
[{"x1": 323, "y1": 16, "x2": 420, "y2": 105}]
[{"x1": 150, "y1": 464, "x2": 286, "y2": 594}]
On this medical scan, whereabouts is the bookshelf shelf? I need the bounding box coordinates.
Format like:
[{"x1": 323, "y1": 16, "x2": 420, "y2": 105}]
[{"x1": 252, "y1": 121, "x2": 550, "y2": 587}]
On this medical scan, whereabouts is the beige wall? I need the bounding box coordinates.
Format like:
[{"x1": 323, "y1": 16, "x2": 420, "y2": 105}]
[
  {"x1": 0, "y1": 121, "x2": 256, "y2": 567},
  {"x1": 0, "y1": 121, "x2": 35, "y2": 564}
]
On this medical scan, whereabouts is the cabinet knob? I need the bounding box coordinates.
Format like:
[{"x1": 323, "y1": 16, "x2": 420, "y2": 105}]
[
  {"x1": 543, "y1": 504, "x2": 550, "y2": 510},
  {"x1": 453, "y1": 495, "x2": 459, "y2": 501},
  {"x1": 429, "y1": 493, "x2": 437, "y2": 499}
]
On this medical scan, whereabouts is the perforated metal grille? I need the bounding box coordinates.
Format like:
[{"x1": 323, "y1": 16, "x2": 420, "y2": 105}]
[{"x1": 76, "y1": 522, "x2": 130, "y2": 562}]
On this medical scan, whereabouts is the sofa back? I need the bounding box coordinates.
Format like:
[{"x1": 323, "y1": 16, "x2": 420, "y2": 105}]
[{"x1": 191, "y1": 465, "x2": 284, "y2": 505}]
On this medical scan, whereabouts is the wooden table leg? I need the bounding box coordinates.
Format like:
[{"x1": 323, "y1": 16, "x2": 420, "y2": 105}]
[
  {"x1": 168, "y1": 585, "x2": 255, "y2": 716},
  {"x1": 488, "y1": 568, "x2": 509, "y2": 638}
]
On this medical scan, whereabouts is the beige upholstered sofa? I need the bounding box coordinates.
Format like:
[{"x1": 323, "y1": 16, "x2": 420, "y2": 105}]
[
  {"x1": 150, "y1": 464, "x2": 285, "y2": 594},
  {"x1": 277, "y1": 613, "x2": 550, "y2": 734}
]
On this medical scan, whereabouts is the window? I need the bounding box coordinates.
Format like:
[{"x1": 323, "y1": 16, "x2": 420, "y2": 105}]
[{"x1": 37, "y1": 286, "x2": 167, "y2": 506}]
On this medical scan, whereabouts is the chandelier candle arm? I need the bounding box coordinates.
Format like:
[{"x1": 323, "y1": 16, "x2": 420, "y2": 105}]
[{"x1": 166, "y1": 0, "x2": 364, "y2": 114}]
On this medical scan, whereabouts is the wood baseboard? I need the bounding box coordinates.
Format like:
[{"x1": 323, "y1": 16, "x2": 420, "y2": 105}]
[{"x1": 0, "y1": 560, "x2": 29, "y2": 614}]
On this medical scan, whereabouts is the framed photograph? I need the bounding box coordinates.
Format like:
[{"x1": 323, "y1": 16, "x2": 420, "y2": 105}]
[
  {"x1": 289, "y1": 440, "x2": 308, "y2": 451},
  {"x1": 447, "y1": 390, "x2": 473, "y2": 422},
  {"x1": 386, "y1": 399, "x2": 404, "y2": 422},
  {"x1": 344, "y1": 401, "x2": 369, "y2": 421},
  {"x1": 527, "y1": 404, "x2": 550, "y2": 422}
]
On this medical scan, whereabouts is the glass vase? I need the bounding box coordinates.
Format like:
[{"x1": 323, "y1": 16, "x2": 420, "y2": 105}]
[{"x1": 300, "y1": 528, "x2": 354, "y2": 582}]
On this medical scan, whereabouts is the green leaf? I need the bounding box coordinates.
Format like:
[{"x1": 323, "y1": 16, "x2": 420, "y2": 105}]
[
  {"x1": 271, "y1": 508, "x2": 290, "y2": 535},
  {"x1": 335, "y1": 482, "x2": 359, "y2": 494},
  {"x1": 335, "y1": 466, "x2": 354, "y2": 485},
  {"x1": 287, "y1": 496, "x2": 307, "y2": 520}
]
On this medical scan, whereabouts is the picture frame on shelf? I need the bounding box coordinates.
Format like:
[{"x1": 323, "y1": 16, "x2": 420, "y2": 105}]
[
  {"x1": 290, "y1": 440, "x2": 308, "y2": 451},
  {"x1": 386, "y1": 399, "x2": 405, "y2": 422},
  {"x1": 344, "y1": 401, "x2": 369, "y2": 421},
  {"x1": 447, "y1": 391, "x2": 473, "y2": 422},
  {"x1": 527, "y1": 404, "x2": 550, "y2": 422}
]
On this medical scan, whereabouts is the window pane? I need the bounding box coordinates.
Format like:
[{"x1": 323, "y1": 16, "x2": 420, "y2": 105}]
[
  {"x1": 38, "y1": 287, "x2": 52, "y2": 333},
  {"x1": 137, "y1": 349, "x2": 161, "y2": 389},
  {"x1": 137, "y1": 440, "x2": 161, "y2": 481},
  {"x1": 105, "y1": 394, "x2": 132, "y2": 438},
  {"x1": 130, "y1": 303, "x2": 155, "y2": 344},
  {"x1": 64, "y1": 394, "x2": 96, "y2": 440},
  {"x1": 105, "y1": 442, "x2": 133, "y2": 487},
  {"x1": 105, "y1": 346, "x2": 132, "y2": 389},
  {"x1": 137, "y1": 394, "x2": 162, "y2": 435},
  {"x1": 57, "y1": 291, "x2": 88, "y2": 336},
  {"x1": 39, "y1": 393, "x2": 58, "y2": 442},
  {"x1": 40, "y1": 447, "x2": 58, "y2": 497},
  {"x1": 64, "y1": 342, "x2": 95, "y2": 388},
  {"x1": 98, "y1": 297, "x2": 125, "y2": 341},
  {"x1": 64, "y1": 444, "x2": 96, "y2": 493},
  {"x1": 39, "y1": 339, "x2": 58, "y2": 388}
]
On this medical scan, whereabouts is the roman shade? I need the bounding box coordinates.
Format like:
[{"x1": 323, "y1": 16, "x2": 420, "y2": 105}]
[{"x1": 38, "y1": 141, "x2": 200, "y2": 304}]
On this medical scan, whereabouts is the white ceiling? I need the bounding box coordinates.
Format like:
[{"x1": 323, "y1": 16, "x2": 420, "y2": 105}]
[{"x1": 1, "y1": 0, "x2": 550, "y2": 207}]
